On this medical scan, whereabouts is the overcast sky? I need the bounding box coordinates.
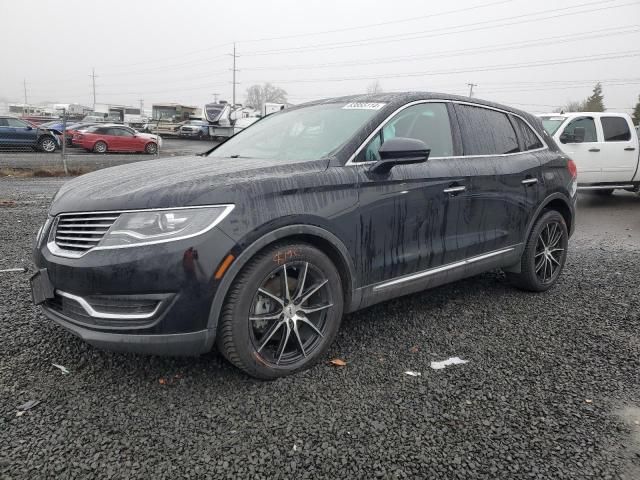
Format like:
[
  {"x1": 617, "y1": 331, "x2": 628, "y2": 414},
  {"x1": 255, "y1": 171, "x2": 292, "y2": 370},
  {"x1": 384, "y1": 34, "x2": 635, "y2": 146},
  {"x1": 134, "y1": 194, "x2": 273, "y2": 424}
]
[{"x1": 1, "y1": 0, "x2": 639, "y2": 113}]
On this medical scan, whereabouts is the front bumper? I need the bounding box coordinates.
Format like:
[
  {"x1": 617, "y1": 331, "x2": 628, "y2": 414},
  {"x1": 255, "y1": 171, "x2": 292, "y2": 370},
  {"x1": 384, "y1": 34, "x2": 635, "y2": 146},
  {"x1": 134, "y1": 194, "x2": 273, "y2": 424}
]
[
  {"x1": 34, "y1": 225, "x2": 236, "y2": 355},
  {"x1": 41, "y1": 306, "x2": 213, "y2": 355}
]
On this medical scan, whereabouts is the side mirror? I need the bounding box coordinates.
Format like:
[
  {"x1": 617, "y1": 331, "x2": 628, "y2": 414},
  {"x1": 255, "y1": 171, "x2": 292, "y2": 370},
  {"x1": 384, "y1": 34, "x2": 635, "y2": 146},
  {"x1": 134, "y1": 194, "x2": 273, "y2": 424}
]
[
  {"x1": 26, "y1": 125, "x2": 33, "y2": 130},
  {"x1": 371, "y1": 137, "x2": 430, "y2": 174}
]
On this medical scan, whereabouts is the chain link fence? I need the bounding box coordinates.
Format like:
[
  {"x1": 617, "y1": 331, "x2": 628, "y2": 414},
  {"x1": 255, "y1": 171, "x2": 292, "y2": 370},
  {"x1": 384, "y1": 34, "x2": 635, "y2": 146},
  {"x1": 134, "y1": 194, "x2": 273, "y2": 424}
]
[{"x1": 0, "y1": 110, "x2": 218, "y2": 177}]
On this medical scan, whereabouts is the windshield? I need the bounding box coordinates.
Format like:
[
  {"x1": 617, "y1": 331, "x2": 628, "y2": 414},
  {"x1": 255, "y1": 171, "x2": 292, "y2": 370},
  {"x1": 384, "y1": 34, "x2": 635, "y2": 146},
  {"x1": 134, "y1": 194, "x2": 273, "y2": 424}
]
[
  {"x1": 209, "y1": 103, "x2": 384, "y2": 161},
  {"x1": 540, "y1": 116, "x2": 567, "y2": 135}
]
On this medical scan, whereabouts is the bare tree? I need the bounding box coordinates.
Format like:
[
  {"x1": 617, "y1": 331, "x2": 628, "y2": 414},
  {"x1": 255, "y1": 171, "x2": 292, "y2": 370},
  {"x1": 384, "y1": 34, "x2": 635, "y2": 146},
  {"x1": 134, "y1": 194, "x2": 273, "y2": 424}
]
[
  {"x1": 366, "y1": 80, "x2": 383, "y2": 94},
  {"x1": 554, "y1": 100, "x2": 586, "y2": 113},
  {"x1": 245, "y1": 83, "x2": 288, "y2": 110}
]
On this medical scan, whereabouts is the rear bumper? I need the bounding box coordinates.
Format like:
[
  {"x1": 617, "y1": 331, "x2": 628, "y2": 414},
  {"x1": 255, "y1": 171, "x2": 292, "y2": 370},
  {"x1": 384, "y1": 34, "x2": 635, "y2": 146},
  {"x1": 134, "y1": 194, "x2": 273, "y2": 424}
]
[{"x1": 42, "y1": 305, "x2": 214, "y2": 355}]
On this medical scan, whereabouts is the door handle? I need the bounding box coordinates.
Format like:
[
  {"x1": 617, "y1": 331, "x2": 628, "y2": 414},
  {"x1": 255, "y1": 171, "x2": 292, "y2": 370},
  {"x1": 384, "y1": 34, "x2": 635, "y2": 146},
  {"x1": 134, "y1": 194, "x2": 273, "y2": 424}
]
[
  {"x1": 521, "y1": 177, "x2": 538, "y2": 186},
  {"x1": 443, "y1": 185, "x2": 466, "y2": 194},
  {"x1": 588, "y1": 148, "x2": 600, "y2": 152},
  {"x1": 624, "y1": 147, "x2": 636, "y2": 151}
]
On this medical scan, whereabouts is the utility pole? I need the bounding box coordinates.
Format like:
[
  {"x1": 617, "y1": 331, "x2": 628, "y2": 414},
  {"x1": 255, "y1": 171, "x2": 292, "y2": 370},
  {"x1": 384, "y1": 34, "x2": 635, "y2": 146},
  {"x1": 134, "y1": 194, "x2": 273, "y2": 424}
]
[
  {"x1": 139, "y1": 99, "x2": 144, "y2": 115},
  {"x1": 467, "y1": 82, "x2": 477, "y2": 97},
  {"x1": 90, "y1": 68, "x2": 97, "y2": 110},
  {"x1": 23, "y1": 79, "x2": 28, "y2": 115},
  {"x1": 231, "y1": 42, "x2": 238, "y2": 106}
]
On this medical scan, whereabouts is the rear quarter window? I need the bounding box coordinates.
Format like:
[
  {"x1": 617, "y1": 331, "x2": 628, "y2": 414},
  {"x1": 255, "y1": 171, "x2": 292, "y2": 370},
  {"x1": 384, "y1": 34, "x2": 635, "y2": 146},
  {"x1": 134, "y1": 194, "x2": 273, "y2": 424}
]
[
  {"x1": 601, "y1": 117, "x2": 631, "y2": 141},
  {"x1": 512, "y1": 116, "x2": 543, "y2": 151},
  {"x1": 455, "y1": 104, "x2": 520, "y2": 156}
]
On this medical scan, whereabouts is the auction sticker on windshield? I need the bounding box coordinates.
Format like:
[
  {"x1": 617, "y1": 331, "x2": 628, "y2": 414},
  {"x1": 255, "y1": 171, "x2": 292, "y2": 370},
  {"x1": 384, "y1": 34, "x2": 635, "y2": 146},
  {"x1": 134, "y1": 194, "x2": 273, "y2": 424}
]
[{"x1": 342, "y1": 102, "x2": 386, "y2": 110}]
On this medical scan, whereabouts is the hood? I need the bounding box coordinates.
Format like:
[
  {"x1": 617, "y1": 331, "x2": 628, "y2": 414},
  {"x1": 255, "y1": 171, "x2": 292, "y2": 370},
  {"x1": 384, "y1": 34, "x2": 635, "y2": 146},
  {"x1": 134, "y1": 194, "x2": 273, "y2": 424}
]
[{"x1": 49, "y1": 155, "x2": 329, "y2": 215}]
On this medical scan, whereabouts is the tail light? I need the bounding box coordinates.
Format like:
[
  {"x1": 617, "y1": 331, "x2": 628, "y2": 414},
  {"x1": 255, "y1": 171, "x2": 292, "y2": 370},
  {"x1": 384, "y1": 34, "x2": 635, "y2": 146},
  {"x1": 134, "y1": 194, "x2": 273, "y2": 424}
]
[{"x1": 567, "y1": 158, "x2": 577, "y2": 179}]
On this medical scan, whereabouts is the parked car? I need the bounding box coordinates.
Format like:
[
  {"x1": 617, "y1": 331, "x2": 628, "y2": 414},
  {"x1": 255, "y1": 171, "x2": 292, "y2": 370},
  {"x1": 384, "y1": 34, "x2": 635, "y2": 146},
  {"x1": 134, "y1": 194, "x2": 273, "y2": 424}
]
[
  {"x1": 179, "y1": 120, "x2": 210, "y2": 139},
  {"x1": 540, "y1": 112, "x2": 640, "y2": 194},
  {"x1": 66, "y1": 123, "x2": 99, "y2": 146},
  {"x1": 32, "y1": 93, "x2": 577, "y2": 379},
  {"x1": 0, "y1": 116, "x2": 60, "y2": 152},
  {"x1": 73, "y1": 124, "x2": 161, "y2": 153}
]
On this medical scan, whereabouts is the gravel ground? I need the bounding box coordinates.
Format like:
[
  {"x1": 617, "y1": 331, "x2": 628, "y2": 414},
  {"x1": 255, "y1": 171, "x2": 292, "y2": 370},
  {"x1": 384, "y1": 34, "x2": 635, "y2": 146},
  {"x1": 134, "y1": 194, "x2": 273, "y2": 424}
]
[{"x1": 1, "y1": 179, "x2": 639, "y2": 479}]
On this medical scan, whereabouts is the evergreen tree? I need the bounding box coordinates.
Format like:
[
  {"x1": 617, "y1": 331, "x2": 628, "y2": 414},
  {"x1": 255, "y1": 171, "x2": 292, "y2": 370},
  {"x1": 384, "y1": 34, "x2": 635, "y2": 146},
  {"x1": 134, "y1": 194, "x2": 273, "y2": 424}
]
[
  {"x1": 632, "y1": 95, "x2": 640, "y2": 126},
  {"x1": 583, "y1": 83, "x2": 605, "y2": 112}
]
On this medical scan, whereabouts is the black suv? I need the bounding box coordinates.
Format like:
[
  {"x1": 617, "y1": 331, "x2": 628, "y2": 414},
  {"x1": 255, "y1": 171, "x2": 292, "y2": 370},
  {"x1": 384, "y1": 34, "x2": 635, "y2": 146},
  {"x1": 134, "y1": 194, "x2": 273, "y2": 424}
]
[
  {"x1": 32, "y1": 93, "x2": 577, "y2": 379},
  {"x1": 0, "y1": 116, "x2": 59, "y2": 152}
]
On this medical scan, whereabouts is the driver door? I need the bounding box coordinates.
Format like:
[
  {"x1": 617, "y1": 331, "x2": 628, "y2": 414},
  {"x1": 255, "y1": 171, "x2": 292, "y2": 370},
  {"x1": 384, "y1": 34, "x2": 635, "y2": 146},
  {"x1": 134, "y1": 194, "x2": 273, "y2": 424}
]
[
  {"x1": 354, "y1": 102, "x2": 465, "y2": 286},
  {"x1": 557, "y1": 116, "x2": 600, "y2": 183}
]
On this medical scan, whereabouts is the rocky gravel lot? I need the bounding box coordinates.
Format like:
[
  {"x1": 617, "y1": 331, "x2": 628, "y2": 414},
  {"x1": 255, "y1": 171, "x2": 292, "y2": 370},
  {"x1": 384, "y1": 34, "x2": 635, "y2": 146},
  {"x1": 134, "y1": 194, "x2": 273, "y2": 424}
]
[{"x1": 1, "y1": 179, "x2": 639, "y2": 479}]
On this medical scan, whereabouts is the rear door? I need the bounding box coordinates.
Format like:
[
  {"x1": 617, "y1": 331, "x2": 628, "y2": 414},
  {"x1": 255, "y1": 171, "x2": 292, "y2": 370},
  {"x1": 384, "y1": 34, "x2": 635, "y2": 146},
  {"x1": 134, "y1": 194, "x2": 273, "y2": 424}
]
[
  {"x1": 597, "y1": 115, "x2": 638, "y2": 182},
  {"x1": 556, "y1": 116, "x2": 601, "y2": 183},
  {"x1": 452, "y1": 103, "x2": 542, "y2": 256}
]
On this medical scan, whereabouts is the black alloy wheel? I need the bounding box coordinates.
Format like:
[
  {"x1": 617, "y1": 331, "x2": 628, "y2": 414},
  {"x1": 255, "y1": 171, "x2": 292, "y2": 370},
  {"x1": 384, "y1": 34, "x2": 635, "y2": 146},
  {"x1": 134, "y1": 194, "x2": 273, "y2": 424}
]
[
  {"x1": 507, "y1": 210, "x2": 568, "y2": 292},
  {"x1": 217, "y1": 243, "x2": 343, "y2": 379}
]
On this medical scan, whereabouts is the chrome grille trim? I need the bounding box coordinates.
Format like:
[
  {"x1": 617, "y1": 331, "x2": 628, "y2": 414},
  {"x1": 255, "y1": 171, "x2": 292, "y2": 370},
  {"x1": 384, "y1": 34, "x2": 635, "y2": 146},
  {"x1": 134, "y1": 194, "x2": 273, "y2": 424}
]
[{"x1": 51, "y1": 212, "x2": 120, "y2": 257}]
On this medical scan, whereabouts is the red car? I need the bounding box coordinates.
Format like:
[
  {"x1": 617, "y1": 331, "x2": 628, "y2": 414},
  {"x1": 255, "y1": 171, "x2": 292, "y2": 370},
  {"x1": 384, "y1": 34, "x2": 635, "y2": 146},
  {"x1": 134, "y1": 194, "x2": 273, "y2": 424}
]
[{"x1": 74, "y1": 124, "x2": 161, "y2": 154}]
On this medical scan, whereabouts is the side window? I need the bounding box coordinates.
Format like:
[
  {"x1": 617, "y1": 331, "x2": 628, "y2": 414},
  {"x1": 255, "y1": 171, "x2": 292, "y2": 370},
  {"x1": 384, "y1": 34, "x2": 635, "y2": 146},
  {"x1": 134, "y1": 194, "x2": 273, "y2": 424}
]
[
  {"x1": 356, "y1": 103, "x2": 453, "y2": 162},
  {"x1": 0, "y1": 119, "x2": 8, "y2": 127},
  {"x1": 6, "y1": 118, "x2": 28, "y2": 128},
  {"x1": 456, "y1": 105, "x2": 519, "y2": 155},
  {"x1": 512, "y1": 116, "x2": 543, "y2": 151},
  {"x1": 601, "y1": 117, "x2": 631, "y2": 142},
  {"x1": 115, "y1": 128, "x2": 134, "y2": 137},
  {"x1": 560, "y1": 117, "x2": 597, "y2": 143}
]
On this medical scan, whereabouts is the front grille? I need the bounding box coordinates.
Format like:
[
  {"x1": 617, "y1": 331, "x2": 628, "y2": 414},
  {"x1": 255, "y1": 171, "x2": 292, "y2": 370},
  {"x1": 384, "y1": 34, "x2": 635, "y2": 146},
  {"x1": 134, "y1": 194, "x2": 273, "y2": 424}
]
[{"x1": 54, "y1": 212, "x2": 119, "y2": 254}]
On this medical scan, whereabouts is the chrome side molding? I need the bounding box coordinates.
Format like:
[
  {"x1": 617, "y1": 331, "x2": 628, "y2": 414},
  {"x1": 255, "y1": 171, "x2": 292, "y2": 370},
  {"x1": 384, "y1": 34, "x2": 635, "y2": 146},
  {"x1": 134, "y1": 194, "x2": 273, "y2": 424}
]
[{"x1": 372, "y1": 246, "x2": 516, "y2": 291}]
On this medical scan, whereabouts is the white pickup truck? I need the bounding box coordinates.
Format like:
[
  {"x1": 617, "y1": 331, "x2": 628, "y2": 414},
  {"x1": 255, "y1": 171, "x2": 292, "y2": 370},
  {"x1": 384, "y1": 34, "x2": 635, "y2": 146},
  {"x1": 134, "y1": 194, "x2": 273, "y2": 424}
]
[{"x1": 540, "y1": 112, "x2": 640, "y2": 194}]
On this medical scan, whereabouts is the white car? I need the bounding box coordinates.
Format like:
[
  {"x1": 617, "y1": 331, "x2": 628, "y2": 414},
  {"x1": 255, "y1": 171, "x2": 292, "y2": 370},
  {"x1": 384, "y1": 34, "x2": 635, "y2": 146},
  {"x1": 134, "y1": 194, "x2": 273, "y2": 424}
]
[{"x1": 540, "y1": 112, "x2": 640, "y2": 194}]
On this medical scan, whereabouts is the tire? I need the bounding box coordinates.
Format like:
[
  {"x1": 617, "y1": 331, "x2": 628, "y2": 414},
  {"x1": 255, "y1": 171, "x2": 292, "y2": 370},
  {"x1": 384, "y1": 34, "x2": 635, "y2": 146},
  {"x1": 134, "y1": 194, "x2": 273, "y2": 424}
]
[
  {"x1": 217, "y1": 242, "x2": 344, "y2": 379},
  {"x1": 594, "y1": 189, "x2": 614, "y2": 196},
  {"x1": 93, "y1": 141, "x2": 107, "y2": 153},
  {"x1": 144, "y1": 142, "x2": 157, "y2": 154},
  {"x1": 507, "y1": 210, "x2": 569, "y2": 292},
  {"x1": 38, "y1": 136, "x2": 57, "y2": 153}
]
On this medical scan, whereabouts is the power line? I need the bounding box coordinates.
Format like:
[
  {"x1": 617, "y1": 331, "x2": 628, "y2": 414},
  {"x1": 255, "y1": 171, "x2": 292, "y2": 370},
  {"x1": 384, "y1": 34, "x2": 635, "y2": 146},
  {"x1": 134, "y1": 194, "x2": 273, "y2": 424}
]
[
  {"x1": 244, "y1": 50, "x2": 640, "y2": 85},
  {"x1": 241, "y1": 0, "x2": 635, "y2": 56},
  {"x1": 237, "y1": 0, "x2": 515, "y2": 43},
  {"x1": 241, "y1": 26, "x2": 640, "y2": 72}
]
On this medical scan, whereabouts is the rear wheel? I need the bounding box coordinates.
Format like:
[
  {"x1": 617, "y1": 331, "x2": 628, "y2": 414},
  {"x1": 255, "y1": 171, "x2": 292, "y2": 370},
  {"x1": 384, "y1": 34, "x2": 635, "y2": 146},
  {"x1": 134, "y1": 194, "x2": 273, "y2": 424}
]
[
  {"x1": 144, "y1": 142, "x2": 157, "y2": 154},
  {"x1": 93, "y1": 141, "x2": 107, "y2": 153},
  {"x1": 217, "y1": 243, "x2": 344, "y2": 379},
  {"x1": 507, "y1": 210, "x2": 568, "y2": 292},
  {"x1": 38, "y1": 136, "x2": 57, "y2": 153}
]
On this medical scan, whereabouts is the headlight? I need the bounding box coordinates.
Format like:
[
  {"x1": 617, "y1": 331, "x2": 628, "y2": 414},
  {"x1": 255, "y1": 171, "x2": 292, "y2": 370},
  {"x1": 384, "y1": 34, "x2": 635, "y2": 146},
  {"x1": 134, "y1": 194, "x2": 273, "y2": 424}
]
[{"x1": 98, "y1": 205, "x2": 234, "y2": 248}]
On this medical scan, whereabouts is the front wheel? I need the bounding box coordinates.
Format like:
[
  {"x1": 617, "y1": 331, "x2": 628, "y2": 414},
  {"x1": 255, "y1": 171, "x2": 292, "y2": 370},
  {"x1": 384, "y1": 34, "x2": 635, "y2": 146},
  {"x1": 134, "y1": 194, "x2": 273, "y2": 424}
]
[
  {"x1": 38, "y1": 136, "x2": 57, "y2": 153},
  {"x1": 217, "y1": 243, "x2": 344, "y2": 379},
  {"x1": 507, "y1": 210, "x2": 569, "y2": 292}
]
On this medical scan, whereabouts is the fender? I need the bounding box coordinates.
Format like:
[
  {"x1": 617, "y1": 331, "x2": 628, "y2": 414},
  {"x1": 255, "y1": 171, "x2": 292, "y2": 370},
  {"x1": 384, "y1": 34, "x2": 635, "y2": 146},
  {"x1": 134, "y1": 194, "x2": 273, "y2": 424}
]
[
  {"x1": 525, "y1": 191, "x2": 575, "y2": 239},
  {"x1": 204, "y1": 224, "x2": 358, "y2": 344},
  {"x1": 503, "y1": 191, "x2": 575, "y2": 273}
]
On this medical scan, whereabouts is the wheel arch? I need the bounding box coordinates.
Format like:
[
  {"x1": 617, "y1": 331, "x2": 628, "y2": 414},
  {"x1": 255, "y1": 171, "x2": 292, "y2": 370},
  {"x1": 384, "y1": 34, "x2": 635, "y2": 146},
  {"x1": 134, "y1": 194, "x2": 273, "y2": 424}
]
[
  {"x1": 505, "y1": 193, "x2": 574, "y2": 274},
  {"x1": 205, "y1": 224, "x2": 357, "y2": 339}
]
